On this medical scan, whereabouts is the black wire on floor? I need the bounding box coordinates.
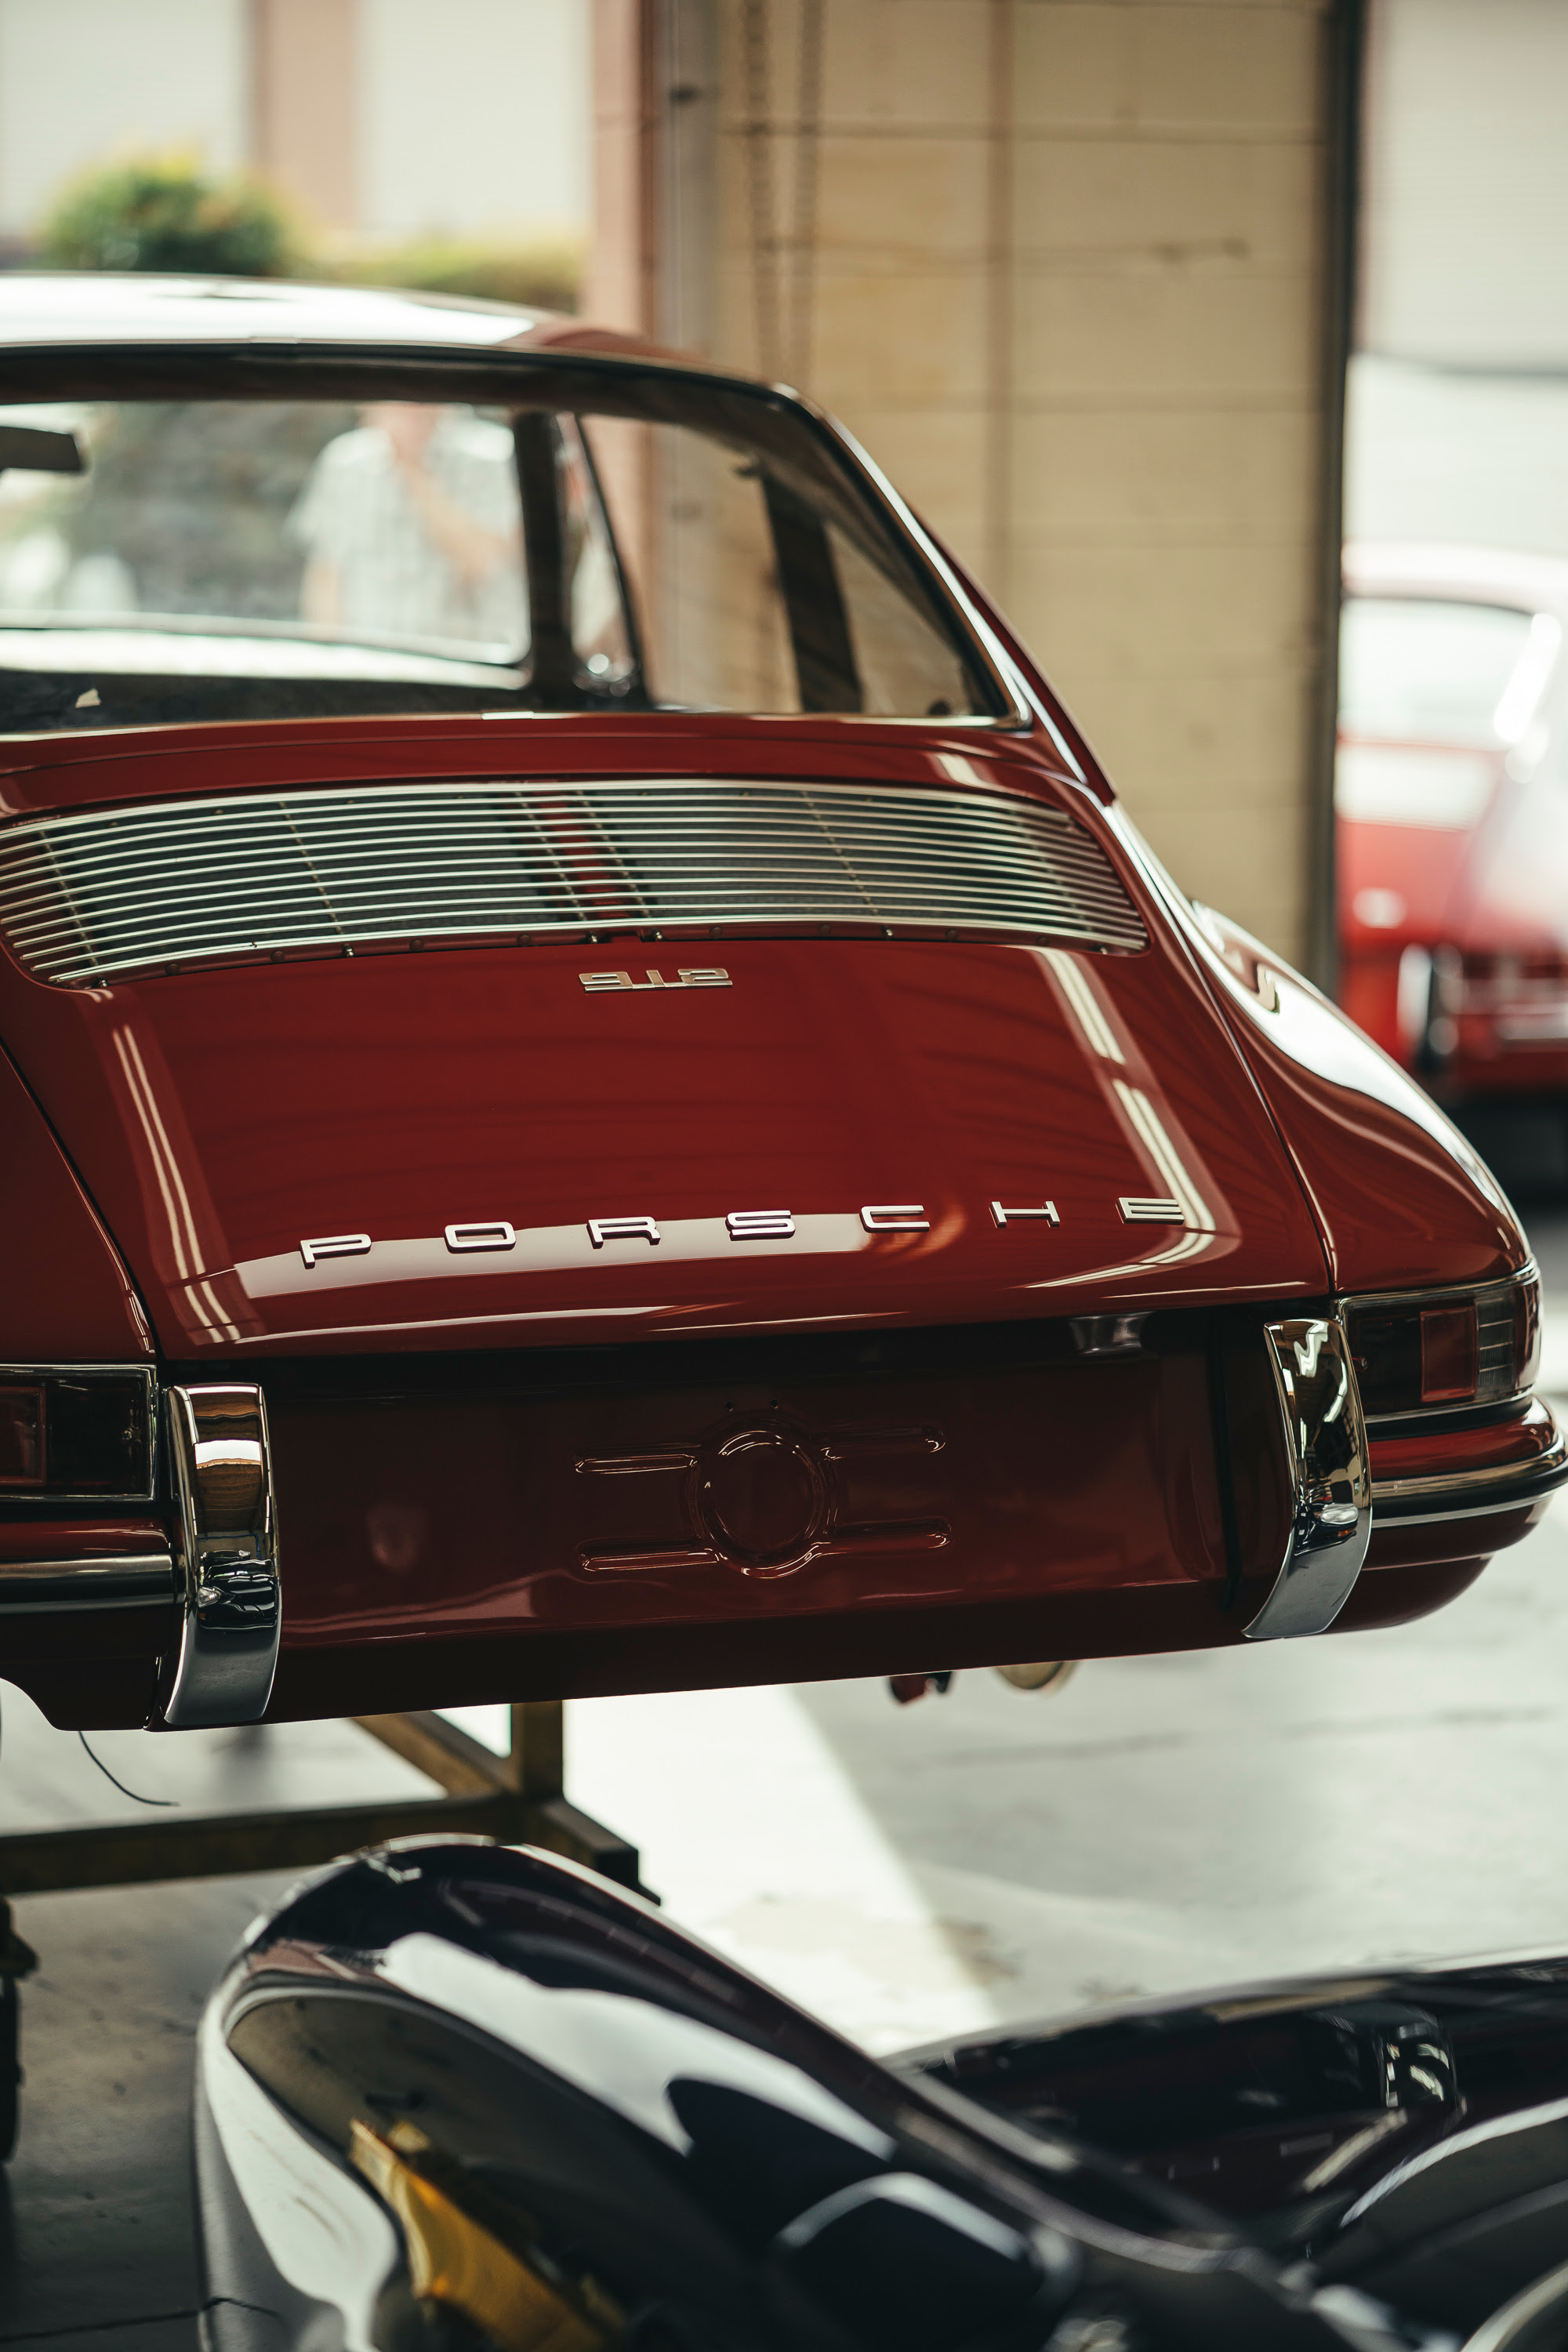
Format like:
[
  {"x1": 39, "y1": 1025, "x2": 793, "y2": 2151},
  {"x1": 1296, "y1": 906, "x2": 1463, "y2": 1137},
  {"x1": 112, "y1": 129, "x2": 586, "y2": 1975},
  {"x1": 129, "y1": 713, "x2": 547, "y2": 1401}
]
[{"x1": 77, "y1": 1731, "x2": 176, "y2": 1806}]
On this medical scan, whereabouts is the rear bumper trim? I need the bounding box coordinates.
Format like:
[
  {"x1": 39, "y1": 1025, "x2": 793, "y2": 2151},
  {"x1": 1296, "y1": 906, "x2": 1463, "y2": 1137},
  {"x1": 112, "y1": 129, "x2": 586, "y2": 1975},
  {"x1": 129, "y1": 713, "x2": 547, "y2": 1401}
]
[
  {"x1": 0, "y1": 1556, "x2": 175, "y2": 1611},
  {"x1": 1370, "y1": 1423, "x2": 1568, "y2": 1523}
]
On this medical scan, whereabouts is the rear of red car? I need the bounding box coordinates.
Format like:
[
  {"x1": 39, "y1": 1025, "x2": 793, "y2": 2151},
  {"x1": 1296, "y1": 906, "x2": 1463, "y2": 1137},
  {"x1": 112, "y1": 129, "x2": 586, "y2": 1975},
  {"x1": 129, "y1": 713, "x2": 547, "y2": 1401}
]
[
  {"x1": 0, "y1": 284, "x2": 1558, "y2": 1730},
  {"x1": 1337, "y1": 542, "x2": 1568, "y2": 1133}
]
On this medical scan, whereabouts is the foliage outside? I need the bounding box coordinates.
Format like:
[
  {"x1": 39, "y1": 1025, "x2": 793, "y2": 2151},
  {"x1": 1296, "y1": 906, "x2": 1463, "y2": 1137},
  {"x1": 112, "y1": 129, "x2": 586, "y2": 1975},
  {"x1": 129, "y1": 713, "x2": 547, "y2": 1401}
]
[
  {"x1": 333, "y1": 233, "x2": 581, "y2": 314},
  {"x1": 34, "y1": 157, "x2": 581, "y2": 314},
  {"x1": 40, "y1": 158, "x2": 298, "y2": 278}
]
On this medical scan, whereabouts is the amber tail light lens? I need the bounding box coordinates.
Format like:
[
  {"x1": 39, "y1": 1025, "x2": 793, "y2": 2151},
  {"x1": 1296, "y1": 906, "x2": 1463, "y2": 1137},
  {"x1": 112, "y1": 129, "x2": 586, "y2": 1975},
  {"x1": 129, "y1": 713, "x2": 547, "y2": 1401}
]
[
  {"x1": 0, "y1": 1370, "x2": 154, "y2": 1496},
  {"x1": 1345, "y1": 1273, "x2": 1541, "y2": 1418}
]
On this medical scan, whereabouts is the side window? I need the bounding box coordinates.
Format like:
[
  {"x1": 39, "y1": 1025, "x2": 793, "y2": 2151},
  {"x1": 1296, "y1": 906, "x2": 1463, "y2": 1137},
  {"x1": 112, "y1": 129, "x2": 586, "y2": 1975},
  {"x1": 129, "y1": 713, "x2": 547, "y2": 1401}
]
[
  {"x1": 583, "y1": 416, "x2": 798, "y2": 713},
  {"x1": 577, "y1": 411, "x2": 985, "y2": 718},
  {"x1": 557, "y1": 416, "x2": 637, "y2": 691},
  {"x1": 829, "y1": 524, "x2": 974, "y2": 718}
]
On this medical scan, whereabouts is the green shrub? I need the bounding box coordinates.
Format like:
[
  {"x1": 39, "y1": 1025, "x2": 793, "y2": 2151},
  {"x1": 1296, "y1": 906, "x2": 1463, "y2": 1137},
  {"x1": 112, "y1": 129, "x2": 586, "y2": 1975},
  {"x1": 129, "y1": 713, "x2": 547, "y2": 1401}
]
[
  {"x1": 40, "y1": 156, "x2": 296, "y2": 278},
  {"x1": 34, "y1": 153, "x2": 582, "y2": 314},
  {"x1": 328, "y1": 233, "x2": 583, "y2": 314}
]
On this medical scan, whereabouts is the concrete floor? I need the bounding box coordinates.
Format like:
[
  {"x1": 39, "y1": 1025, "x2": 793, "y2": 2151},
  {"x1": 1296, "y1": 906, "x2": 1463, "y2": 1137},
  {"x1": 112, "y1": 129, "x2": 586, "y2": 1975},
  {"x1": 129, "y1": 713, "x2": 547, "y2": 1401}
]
[{"x1": 5, "y1": 1216, "x2": 1568, "y2": 2343}]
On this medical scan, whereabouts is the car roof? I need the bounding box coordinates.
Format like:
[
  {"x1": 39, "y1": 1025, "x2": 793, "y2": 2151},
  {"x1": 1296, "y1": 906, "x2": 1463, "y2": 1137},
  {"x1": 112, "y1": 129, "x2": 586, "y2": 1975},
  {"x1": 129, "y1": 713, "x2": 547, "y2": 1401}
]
[
  {"x1": 0, "y1": 270, "x2": 733, "y2": 379},
  {"x1": 1345, "y1": 538, "x2": 1568, "y2": 617}
]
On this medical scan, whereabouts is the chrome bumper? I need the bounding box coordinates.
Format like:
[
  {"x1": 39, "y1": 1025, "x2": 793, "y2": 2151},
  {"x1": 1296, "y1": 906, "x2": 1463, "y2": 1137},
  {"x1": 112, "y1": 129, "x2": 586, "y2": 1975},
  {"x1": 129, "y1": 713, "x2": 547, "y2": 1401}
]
[
  {"x1": 1370, "y1": 1423, "x2": 1568, "y2": 1526},
  {"x1": 0, "y1": 1555, "x2": 175, "y2": 1611},
  {"x1": 163, "y1": 1384, "x2": 280, "y2": 1729},
  {"x1": 1244, "y1": 1314, "x2": 1373, "y2": 1641}
]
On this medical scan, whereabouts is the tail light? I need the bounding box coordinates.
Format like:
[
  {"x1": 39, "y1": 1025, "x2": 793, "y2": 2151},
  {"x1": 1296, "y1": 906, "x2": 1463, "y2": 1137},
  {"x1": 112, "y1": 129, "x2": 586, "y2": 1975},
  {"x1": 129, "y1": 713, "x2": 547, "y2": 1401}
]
[
  {"x1": 0, "y1": 1367, "x2": 155, "y2": 1497},
  {"x1": 1341, "y1": 1268, "x2": 1565, "y2": 1526},
  {"x1": 1343, "y1": 1269, "x2": 1539, "y2": 1421}
]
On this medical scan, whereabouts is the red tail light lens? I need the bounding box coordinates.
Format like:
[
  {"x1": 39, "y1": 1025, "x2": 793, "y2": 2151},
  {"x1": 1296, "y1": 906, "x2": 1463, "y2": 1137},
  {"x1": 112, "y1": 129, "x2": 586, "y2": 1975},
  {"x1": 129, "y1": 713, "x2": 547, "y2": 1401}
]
[
  {"x1": 0, "y1": 1384, "x2": 45, "y2": 1485},
  {"x1": 0, "y1": 1369, "x2": 154, "y2": 1497},
  {"x1": 1345, "y1": 1271, "x2": 1538, "y2": 1418},
  {"x1": 1421, "y1": 1305, "x2": 1479, "y2": 1401}
]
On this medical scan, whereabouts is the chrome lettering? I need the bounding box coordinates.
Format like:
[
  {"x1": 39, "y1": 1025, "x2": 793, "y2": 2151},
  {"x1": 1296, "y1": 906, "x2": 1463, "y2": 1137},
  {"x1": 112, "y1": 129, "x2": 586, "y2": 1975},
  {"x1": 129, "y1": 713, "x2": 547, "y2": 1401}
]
[
  {"x1": 1118, "y1": 1196, "x2": 1184, "y2": 1225},
  {"x1": 727, "y1": 1210, "x2": 795, "y2": 1240},
  {"x1": 588, "y1": 1215, "x2": 662, "y2": 1247},
  {"x1": 445, "y1": 1221, "x2": 517, "y2": 1253},
  {"x1": 859, "y1": 1204, "x2": 931, "y2": 1233},
  {"x1": 299, "y1": 1232, "x2": 372, "y2": 1269},
  {"x1": 579, "y1": 968, "x2": 731, "y2": 993}
]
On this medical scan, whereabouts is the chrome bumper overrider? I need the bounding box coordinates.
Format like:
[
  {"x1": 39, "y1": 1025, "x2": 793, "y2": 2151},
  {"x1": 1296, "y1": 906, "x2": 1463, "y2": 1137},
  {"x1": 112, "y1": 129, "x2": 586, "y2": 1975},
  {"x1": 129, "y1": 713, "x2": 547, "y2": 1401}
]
[
  {"x1": 0, "y1": 1375, "x2": 280, "y2": 1729},
  {"x1": 162, "y1": 1383, "x2": 280, "y2": 1729},
  {"x1": 1245, "y1": 1314, "x2": 1373, "y2": 1641}
]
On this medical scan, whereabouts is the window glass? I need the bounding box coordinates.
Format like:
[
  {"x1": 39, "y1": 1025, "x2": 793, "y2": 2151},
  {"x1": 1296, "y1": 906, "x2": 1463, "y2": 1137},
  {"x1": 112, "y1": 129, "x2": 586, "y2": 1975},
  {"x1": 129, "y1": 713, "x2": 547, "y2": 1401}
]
[
  {"x1": 1340, "y1": 596, "x2": 1536, "y2": 746},
  {"x1": 0, "y1": 400, "x2": 528, "y2": 653},
  {"x1": 0, "y1": 368, "x2": 1003, "y2": 731},
  {"x1": 591, "y1": 418, "x2": 975, "y2": 717}
]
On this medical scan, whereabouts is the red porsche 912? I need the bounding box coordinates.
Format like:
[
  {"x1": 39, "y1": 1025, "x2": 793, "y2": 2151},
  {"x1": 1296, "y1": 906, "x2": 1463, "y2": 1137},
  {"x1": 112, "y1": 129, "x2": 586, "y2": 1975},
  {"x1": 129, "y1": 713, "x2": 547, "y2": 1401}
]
[{"x1": 0, "y1": 278, "x2": 1558, "y2": 1734}]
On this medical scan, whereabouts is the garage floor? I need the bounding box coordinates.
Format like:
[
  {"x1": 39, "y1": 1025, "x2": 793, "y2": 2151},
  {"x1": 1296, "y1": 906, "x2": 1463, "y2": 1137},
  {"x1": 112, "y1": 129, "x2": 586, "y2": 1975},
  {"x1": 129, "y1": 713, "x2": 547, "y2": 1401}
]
[{"x1": 6, "y1": 1223, "x2": 1568, "y2": 2345}]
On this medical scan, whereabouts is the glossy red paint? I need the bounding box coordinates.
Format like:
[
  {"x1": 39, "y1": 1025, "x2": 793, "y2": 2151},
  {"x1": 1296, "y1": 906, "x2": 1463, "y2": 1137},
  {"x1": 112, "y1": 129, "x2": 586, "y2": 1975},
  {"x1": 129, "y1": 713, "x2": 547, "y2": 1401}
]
[
  {"x1": 260, "y1": 1346, "x2": 1239, "y2": 1694},
  {"x1": 0, "y1": 1044, "x2": 149, "y2": 1360},
  {"x1": 0, "y1": 831, "x2": 1330, "y2": 1359},
  {"x1": 0, "y1": 296, "x2": 1557, "y2": 1727},
  {"x1": 0, "y1": 1520, "x2": 172, "y2": 1730},
  {"x1": 246, "y1": 1332, "x2": 1504, "y2": 1703},
  {"x1": 1368, "y1": 1399, "x2": 1558, "y2": 1483},
  {"x1": 1149, "y1": 889, "x2": 1526, "y2": 1294}
]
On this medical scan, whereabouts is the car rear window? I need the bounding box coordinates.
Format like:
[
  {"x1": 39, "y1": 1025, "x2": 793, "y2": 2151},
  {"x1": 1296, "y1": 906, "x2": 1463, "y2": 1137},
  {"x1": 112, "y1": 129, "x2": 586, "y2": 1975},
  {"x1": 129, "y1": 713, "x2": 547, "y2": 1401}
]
[
  {"x1": 1339, "y1": 594, "x2": 1541, "y2": 746},
  {"x1": 0, "y1": 367, "x2": 1005, "y2": 731}
]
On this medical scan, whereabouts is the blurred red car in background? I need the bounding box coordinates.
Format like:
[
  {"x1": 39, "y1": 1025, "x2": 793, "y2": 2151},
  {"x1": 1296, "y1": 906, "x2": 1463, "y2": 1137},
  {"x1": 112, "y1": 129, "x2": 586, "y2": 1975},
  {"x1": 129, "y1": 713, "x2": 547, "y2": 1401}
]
[{"x1": 1338, "y1": 542, "x2": 1568, "y2": 1180}]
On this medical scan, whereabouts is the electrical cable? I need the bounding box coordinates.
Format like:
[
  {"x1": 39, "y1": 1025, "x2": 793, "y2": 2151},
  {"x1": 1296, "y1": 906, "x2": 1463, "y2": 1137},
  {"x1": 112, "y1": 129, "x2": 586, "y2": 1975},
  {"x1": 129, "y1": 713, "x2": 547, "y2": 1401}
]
[{"x1": 78, "y1": 1730, "x2": 176, "y2": 1806}]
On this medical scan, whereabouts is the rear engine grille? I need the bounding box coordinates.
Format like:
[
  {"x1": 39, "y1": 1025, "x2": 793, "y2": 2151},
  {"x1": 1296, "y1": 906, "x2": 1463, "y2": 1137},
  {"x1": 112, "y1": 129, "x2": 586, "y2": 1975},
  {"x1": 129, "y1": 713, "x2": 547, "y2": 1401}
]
[{"x1": 0, "y1": 776, "x2": 1147, "y2": 985}]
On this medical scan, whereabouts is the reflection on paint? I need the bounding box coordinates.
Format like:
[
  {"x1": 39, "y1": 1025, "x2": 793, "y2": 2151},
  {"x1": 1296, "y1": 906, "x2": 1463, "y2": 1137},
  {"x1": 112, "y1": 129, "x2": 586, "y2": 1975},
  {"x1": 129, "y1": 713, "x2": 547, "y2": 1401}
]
[
  {"x1": 111, "y1": 1024, "x2": 239, "y2": 1343},
  {"x1": 1037, "y1": 949, "x2": 1227, "y2": 1276}
]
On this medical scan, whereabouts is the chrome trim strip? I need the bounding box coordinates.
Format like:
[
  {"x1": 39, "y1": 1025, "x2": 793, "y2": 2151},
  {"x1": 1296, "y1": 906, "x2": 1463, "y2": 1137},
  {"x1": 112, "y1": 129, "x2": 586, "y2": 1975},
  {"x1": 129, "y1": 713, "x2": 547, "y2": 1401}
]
[
  {"x1": 1244, "y1": 1314, "x2": 1372, "y2": 1641},
  {"x1": 1373, "y1": 1428, "x2": 1568, "y2": 1503},
  {"x1": 0, "y1": 1555, "x2": 175, "y2": 1611},
  {"x1": 162, "y1": 1383, "x2": 280, "y2": 1730},
  {"x1": 1341, "y1": 1261, "x2": 1536, "y2": 1316},
  {"x1": 1370, "y1": 1426, "x2": 1568, "y2": 1524},
  {"x1": 1371, "y1": 1494, "x2": 1556, "y2": 1527},
  {"x1": 0, "y1": 777, "x2": 1148, "y2": 985}
]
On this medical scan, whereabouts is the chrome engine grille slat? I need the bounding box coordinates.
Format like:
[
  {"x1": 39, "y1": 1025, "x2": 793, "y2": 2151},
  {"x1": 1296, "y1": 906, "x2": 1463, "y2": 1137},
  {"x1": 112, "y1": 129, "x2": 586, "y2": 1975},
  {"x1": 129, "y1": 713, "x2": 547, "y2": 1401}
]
[{"x1": 0, "y1": 778, "x2": 1147, "y2": 984}]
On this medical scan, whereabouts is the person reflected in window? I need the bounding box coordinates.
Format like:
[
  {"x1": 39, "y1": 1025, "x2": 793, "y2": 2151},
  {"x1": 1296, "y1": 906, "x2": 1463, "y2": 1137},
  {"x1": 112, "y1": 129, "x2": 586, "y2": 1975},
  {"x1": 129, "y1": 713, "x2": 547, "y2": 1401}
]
[{"x1": 290, "y1": 402, "x2": 525, "y2": 650}]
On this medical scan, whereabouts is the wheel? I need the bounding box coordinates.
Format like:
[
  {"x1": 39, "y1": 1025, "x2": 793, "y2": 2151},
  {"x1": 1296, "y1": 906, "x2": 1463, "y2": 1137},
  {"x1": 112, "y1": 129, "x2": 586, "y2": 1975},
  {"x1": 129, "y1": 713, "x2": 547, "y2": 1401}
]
[
  {"x1": 994, "y1": 1659, "x2": 1080, "y2": 1695},
  {"x1": 0, "y1": 1976, "x2": 19, "y2": 2161}
]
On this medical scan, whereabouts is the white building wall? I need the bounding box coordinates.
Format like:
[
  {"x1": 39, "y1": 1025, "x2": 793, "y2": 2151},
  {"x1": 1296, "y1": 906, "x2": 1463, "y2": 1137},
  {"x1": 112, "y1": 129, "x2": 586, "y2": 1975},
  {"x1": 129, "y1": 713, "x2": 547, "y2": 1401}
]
[
  {"x1": 0, "y1": 0, "x2": 248, "y2": 236},
  {"x1": 1359, "y1": 0, "x2": 1568, "y2": 368},
  {"x1": 358, "y1": 0, "x2": 590, "y2": 238}
]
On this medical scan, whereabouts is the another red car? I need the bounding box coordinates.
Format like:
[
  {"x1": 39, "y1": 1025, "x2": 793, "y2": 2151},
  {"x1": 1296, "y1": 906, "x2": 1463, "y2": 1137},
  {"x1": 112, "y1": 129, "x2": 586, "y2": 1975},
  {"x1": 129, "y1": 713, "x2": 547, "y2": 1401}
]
[
  {"x1": 1338, "y1": 541, "x2": 1568, "y2": 1157},
  {"x1": 0, "y1": 278, "x2": 1559, "y2": 1733}
]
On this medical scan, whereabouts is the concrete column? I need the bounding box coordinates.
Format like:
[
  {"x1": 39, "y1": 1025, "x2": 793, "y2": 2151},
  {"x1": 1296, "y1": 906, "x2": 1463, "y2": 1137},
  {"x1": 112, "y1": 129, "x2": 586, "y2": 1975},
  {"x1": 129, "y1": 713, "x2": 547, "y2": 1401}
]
[
  {"x1": 594, "y1": 0, "x2": 1355, "y2": 969},
  {"x1": 250, "y1": 0, "x2": 358, "y2": 235}
]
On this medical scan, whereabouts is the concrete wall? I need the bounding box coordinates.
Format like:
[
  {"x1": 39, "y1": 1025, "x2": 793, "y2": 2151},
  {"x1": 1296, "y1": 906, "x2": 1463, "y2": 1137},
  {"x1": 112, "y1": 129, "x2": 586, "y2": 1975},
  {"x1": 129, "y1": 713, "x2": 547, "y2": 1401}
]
[
  {"x1": 599, "y1": 0, "x2": 1345, "y2": 967},
  {"x1": 358, "y1": 0, "x2": 590, "y2": 240},
  {"x1": 0, "y1": 0, "x2": 249, "y2": 233},
  {"x1": 1360, "y1": 0, "x2": 1568, "y2": 371},
  {"x1": 0, "y1": 0, "x2": 591, "y2": 245}
]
